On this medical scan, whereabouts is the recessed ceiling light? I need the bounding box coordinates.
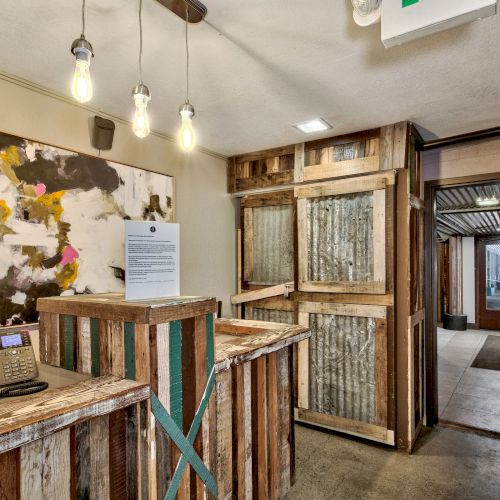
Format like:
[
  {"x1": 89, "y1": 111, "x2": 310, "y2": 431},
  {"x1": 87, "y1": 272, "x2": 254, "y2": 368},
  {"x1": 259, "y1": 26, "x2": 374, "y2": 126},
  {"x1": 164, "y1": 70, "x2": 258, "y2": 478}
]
[
  {"x1": 476, "y1": 197, "x2": 498, "y2": 207},
  {"x1": 293, "y1": 118, "x2": 332, "y2": 134}
]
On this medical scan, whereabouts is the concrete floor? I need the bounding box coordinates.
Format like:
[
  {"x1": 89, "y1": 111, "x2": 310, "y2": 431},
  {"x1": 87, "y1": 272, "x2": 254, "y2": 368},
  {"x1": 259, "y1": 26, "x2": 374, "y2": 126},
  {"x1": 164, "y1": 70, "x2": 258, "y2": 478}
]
[
  {"x1": 287, "y1": 424, "x2": 500, "y2": 499},
  {"x1": 438, "y1": 327, "x2": 500, "y2": 432}
]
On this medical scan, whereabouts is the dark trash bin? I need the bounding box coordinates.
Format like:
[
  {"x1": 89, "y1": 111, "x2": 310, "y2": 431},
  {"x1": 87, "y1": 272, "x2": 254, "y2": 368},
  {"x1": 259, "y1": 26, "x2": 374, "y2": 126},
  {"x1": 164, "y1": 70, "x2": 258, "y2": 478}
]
[{"x1": 442, "y1": 313, "x2": 467, "y2": 331}]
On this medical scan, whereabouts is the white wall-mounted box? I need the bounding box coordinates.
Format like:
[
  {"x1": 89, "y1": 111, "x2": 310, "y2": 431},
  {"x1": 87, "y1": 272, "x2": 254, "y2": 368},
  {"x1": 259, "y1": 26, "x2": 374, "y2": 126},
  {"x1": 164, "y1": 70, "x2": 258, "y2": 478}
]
[{"x1": 382, "y1": 0, "x2": 497, "y2": 48}]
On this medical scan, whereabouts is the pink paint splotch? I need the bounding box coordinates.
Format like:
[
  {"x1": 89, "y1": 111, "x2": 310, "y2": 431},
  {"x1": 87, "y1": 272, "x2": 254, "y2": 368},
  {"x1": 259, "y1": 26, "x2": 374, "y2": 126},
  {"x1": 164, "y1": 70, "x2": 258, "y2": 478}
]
[
  {"x1": 35, "y1": 183, "x2": 46, "y2": 197},
  {"x1": 60, "y1": 245, "x2": 79, "y2": 266}
]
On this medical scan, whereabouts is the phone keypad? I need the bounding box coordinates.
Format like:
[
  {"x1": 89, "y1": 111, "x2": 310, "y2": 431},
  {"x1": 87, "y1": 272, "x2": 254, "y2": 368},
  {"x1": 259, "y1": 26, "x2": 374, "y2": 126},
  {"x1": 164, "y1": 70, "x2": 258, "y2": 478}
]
[{"x1": 0, "y1": 332, "x2": 36, "y2": 383}]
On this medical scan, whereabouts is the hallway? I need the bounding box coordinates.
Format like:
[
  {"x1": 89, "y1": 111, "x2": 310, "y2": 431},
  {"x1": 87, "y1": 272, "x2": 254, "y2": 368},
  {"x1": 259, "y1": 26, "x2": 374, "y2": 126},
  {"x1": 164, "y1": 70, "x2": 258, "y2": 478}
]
[{"x1": 438, "y1": 327, "x2": 500, "y2": 433}]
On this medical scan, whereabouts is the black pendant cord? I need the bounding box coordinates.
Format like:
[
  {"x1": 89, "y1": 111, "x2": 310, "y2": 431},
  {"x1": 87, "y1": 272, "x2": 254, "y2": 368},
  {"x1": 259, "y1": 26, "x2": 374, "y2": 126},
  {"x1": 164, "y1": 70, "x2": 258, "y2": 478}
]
[
  {"x1": 185, "y1": 2, "x2": 190, "y2": 102},
  {"x1": 0, "y1": 380, "x2": 48, "y2": 398},
  {"x1": 81, "y1": 0, "x2": 86, "y2": 37},
  {"x1": 139, "y1": 0, "x2": 143, "y2": 84}
]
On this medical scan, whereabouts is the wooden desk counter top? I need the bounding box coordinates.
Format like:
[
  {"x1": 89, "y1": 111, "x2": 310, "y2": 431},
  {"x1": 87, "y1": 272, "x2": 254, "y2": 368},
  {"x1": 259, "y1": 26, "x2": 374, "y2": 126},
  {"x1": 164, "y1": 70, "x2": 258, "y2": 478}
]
[
  {"x1": 0, "y1": 364, "x2": 149, "y2": 453},
  {"x1": 37, "y1": 292, "x2": 216, "y2": 324},
  {"x1": 214, "y1": 318, "x2": 310, "y2": 372}
]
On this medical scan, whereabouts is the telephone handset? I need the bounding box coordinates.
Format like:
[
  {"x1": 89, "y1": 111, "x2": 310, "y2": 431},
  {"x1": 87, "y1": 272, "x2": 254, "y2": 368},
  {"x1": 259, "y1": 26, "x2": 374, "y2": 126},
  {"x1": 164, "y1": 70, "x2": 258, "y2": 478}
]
[{"x1": 0, "y1": 331, "x2": 47, "y2": 397}]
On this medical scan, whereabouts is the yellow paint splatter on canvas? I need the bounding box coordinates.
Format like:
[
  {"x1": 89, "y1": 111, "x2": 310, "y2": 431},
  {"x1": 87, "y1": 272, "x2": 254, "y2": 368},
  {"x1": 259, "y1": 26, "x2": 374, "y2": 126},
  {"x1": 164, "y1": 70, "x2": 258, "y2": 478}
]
[
  {"x1": 20, "y1": 191, "x2": 65, "y2": 226},
  {"x1": 55, "y1": 261, "x2": 78, "y2": 290},
  {"x1": 0, "y1": 199, "x2": 12, "y2": 223},
  {"x1": 0, "y1": 146, "x2": 22, "y2": 185}
]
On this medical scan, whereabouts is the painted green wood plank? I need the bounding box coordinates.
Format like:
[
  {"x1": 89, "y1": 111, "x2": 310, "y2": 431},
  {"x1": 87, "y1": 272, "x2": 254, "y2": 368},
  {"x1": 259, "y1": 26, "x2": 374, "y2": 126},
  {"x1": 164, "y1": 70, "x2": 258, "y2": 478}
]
[
  {"x1": 62, "y1": 315, "x2": 75, "y2": 371},
  {"x1": 151, "y1": 374, "x2": 217, "y2": 500},
  {"x1": 124, "y1": 322, "x2": 136, "y2": 380},
  {"x1": 169, "y1": 320, "x2": 183, "y2": 429},
  {"x1": 90, "y1": 318, "x2": 100, "y2": 377},
  {"x1": 205, "y1": 313, "x2": 214, "y2": 374}
]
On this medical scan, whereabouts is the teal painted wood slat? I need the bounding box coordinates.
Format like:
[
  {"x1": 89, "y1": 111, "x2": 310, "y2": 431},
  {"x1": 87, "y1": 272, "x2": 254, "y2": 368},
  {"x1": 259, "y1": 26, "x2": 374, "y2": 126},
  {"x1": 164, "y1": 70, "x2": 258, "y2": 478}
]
[
  {"x1": 62, "y1": 315, "x2": 75, "y2": 371},
  {"x1": 169, "y1": 320, "x2": 183, "y2": 429},
  {"x1": 90, "y1": 318, "x2": 100, "y2": 377},
  {"x1": 124, "y1": 322, "x2": 136, "y2": 380}
]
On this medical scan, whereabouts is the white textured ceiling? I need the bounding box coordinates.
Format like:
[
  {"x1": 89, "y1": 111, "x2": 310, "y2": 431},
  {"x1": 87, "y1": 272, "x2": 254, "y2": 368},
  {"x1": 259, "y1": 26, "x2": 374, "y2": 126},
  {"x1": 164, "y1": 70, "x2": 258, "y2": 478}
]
[{"x1": 1, "y1": 1, "x2": 500, "y2": 156}]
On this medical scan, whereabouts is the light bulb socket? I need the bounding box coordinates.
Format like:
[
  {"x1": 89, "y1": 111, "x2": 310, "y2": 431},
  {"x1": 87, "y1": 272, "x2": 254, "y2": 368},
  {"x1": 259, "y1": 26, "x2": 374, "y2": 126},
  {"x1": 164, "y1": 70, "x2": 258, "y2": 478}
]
[
  {"x1": 132, "y1": 83, "x2": 151, "y2": 100},
  {"x1": 179, "y1": 101, "x2": 195, "y2": 118},
  {"x1": 71, "y1": 36, "x2": 94, "y2": 60}
]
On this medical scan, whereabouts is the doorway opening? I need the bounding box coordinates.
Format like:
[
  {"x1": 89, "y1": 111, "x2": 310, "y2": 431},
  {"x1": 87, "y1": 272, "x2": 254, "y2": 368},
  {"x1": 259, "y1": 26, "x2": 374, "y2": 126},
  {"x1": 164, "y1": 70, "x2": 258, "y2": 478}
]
[{"x1": 425, "y1": 174, "x2": 500, "y2": 434}]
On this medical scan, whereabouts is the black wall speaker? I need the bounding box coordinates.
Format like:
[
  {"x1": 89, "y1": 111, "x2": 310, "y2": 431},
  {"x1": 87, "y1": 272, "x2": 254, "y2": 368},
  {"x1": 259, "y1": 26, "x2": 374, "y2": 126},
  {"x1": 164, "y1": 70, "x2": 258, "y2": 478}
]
[{"x1": 92, "y1": 116, "x2": 115, "y2": 150}]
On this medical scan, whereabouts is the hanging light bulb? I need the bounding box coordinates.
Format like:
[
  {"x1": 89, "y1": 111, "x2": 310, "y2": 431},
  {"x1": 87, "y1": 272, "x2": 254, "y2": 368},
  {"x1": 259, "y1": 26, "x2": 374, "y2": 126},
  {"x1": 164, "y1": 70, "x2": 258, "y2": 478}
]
[
  {"x1": 132, "y1": 0, "x2": 151, "y2": 138},
  {"x1": 178, "y1": 5, "x2": 196, "y2": 152},
  {"x1": 179, "y1": 102, "x2": 195, "y2": 151},
  {"x1": 70, "y1": 0, "x2": 94, "y2": 103},
  {"x1": 132, "y1": 84, "x2": 151, "y2": 138}
]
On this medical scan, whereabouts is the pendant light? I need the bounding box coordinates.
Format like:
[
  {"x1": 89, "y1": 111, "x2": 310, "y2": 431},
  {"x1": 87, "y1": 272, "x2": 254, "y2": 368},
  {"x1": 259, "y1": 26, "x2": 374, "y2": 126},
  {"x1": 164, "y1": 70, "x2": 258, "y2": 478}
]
[
  {"x1": 70, "y1": 0, "x2": 94, "y2": 103},
  {"x1": 132, "y1": 0, "x2": 151, "y2": 138},
  {"x1": 178, "y1": 5, "x2": 195, "y2": 152}
]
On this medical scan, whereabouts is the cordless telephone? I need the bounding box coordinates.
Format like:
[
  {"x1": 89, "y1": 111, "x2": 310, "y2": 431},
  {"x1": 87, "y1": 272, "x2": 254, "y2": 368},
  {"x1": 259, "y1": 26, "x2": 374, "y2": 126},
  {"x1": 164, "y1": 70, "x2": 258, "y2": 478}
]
[{"x1": 0, "y1": 331, "x2": 47, "y2": 397}]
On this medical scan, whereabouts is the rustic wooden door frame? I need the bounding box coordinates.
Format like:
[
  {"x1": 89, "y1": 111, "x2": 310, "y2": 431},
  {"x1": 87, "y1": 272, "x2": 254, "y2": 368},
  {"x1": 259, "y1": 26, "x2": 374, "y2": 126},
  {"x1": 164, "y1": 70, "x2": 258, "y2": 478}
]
[
  {"x1": 476, "y1": 235, "x2": 500, "y2": 330},
  {"x1": 424, "y1": 171, "x2": 500, "y2": 426}
]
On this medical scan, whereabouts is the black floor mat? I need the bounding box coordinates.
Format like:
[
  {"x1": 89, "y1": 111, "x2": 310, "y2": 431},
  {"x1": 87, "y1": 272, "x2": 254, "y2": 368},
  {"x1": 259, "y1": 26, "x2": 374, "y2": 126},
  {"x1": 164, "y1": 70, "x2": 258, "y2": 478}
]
[{"x1": 471, "y1": 335, "x2": 500, "y2": 371}]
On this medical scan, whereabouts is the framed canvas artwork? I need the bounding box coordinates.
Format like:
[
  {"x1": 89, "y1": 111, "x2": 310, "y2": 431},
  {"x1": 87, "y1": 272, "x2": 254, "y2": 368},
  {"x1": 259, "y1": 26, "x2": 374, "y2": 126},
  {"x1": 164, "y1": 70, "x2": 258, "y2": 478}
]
[{"x1": 0, "y1": 132, "x2": 174, "y2": 325}]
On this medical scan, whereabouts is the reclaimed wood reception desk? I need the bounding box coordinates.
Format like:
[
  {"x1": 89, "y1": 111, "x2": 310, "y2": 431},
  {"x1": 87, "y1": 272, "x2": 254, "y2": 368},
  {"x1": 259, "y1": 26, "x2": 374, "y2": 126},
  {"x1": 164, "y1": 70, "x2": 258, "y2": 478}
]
[
  {"x1": 214, "y1": 318, "x2": 310, "y2": 499},
  {"x1": 37, "y1": 293, "x2": 218, "y2": 500},
  {"x1": 35, "y1": 294, "x2": 309, "y2": 499},
  {"x1": 0, "y1": 366, "x2": 149, "y2": 499}
]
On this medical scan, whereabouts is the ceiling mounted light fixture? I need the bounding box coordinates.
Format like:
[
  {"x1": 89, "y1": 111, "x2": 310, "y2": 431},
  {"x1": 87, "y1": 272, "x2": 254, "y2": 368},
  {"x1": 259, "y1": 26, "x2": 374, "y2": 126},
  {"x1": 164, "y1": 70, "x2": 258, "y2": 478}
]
[
  {"x1": 70, "y1": 0, "x2": 94, "y2": 103},
  {"x1": 477, "y1": 196, "x2": 498, "y2": 207},
  {"x1": 178, "y1": 4, "x2": 195, "y2": 152},
  {"x1": 132, "y1": 0, "x2": 151, "y2": 138},
  {"x1": 293, "y1": 118, "x2": 332, "y2": 134},
  {"x1": 351, "y1": 0, "x2": 382, "y2": 27}
]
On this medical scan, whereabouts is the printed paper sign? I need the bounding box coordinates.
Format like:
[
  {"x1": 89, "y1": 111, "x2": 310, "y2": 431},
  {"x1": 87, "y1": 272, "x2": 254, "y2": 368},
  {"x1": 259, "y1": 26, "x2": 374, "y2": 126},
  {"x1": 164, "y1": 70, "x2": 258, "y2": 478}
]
[{"x1": 125, "y1": 220, "x2": 180, "y2": 300}]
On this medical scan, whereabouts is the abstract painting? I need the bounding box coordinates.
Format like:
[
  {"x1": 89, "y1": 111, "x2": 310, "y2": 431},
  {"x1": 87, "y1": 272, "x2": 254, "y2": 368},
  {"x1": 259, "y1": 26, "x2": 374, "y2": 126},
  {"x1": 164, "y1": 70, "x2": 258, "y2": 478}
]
[{"x1": 0, "y1": 132, "x2": 174, "y2": 325}]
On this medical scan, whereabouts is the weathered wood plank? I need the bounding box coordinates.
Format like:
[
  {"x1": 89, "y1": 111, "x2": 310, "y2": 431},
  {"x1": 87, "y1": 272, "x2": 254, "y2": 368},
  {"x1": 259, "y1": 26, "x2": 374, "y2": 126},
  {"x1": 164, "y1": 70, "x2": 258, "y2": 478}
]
[
  {"x1": 299, "y1": 280, "x2": 387, "y2": 295},
  {"x1": 303, "y1": 155, "x2": 380, "y2": 182},
  {"x1": 298, "y1": 301, "x2": 387, "y2": 319},
  {"x1": 241, "y1": 190, "x2": 294, "y2": 209},
  {"x1": 0, "y1": 377, "x2": 149, "y2": 453},
  {"x1": 375, "y1": 319, "x2": 388, "y2": 428},
  {"x1": 231, "y1": 282, "x2": 295, "y2": 305},
  {"x1": 296, "y1": 408, "x2": 395, "y2": 445},
  {"x1": 297, "y1": 311, "x2": 310, "y2": 411},
  {"x1": 74, "y1": 420, "x2": 90, "y2": 500},
  {"x1": 37, "y1": 294, "x2": 217, "y2": 325},
  {"x1": 243, "y1": 208, "x2": 253, "y2": 282},
  {"x1": 278, "y1": 348, "x2": 291, "y2": 496},
  {"x1": 252, "y1": 356, "x2": 268, "y2": 499},
  {"x1": 294, "y1": 173, "x2": 390, "y2": 199},
  {"x1": 294, "y1": 143, "x2": 305, "y2": 183},
  {"x1": 373, "y1": 188, "x2": 387, "y2": 286},
  {"x1": 194, "y1": 315, "x2": 208, "y2": 500},
  {"x1": 215, "y1": 319, "x2": 310, "y2": 372},
  {"x1": 216, "y1": 369, "x2": 233, "y2": 499},
  {"x1": 77, "y1": 316, "x2": 92, "y2": 375},
  {"x1": 268, "y1": 352, "x2": 279, "y2": 500},
  {"x1": 0, "y1": 448, "x2": 19, "y2": 499},
  {"x1": 90, "y1": 415, "x2": 110, "y2": 500},
  {"x1": 110, "y1": 320, "x2": 125, "y2": 378}
]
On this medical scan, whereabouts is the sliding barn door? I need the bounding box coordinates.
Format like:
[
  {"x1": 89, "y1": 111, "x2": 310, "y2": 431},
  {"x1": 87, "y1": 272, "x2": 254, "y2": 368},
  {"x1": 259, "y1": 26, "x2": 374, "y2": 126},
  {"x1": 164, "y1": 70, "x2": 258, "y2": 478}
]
[
  {"x1": 240, "y1": 191, "x2": 297, "y2": 323},
  {"x1": 294, "y1": 173, "x2": 395, "y2": 445}
]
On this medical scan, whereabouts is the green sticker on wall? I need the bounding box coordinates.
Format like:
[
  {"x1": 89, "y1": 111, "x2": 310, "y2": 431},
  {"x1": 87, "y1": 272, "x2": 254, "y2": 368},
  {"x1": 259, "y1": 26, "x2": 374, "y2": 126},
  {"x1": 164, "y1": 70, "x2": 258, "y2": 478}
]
[{"x1": 403, "y1": 0, "x2": 419, "y2": 7}]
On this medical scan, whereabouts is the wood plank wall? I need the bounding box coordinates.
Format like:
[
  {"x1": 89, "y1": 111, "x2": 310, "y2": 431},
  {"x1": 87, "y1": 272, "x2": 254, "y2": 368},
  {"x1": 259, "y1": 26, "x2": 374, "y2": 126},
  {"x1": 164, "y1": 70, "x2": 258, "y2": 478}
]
[
  {"x1": 229, "y1": 122, "x2": 425, "y2": 451},
  {"x1": 0, "y1": 404, "x2": 147, "y2": 499},
  {"x1": 215, "y1": 345, "x2": 294, "y2": 499}
]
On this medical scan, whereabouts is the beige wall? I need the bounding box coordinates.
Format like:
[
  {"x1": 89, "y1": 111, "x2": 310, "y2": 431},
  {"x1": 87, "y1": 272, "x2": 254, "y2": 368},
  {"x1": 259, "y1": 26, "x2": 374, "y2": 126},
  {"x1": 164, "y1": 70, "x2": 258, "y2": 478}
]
[
  {"x1": 0, "y1": 76, "x2": 236, "y2": 316},
  {"x1": 423, "y1": 136, "x2": 500, "y2": 182}
]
